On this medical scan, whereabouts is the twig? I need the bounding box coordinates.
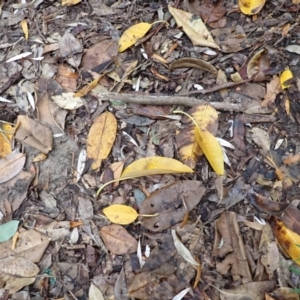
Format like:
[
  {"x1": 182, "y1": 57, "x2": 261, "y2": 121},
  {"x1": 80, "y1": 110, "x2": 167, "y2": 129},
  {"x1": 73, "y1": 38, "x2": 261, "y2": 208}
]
[
  {"x1": 97, "y1": 92, "x2": 251, "y2": 112},
  {"x1": 179, "y1": 79, "x2": 252, "y2": 96}
]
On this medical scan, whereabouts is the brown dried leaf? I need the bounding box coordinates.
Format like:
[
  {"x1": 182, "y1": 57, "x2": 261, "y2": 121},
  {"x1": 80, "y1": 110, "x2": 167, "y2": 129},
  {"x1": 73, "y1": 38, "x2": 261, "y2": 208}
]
[
  {"x1": 99, "y1": 224, "x2": 138, "y2": 255},
  {"x1": 55, "y1": 64, "x2": 78, "y2": 92},
  {"x1": 139, "y1": 181, "x2": 206, "y2": 232},
  {"x1": 261, "y1": 75, "x2": 281, "y2": 107},
  {"x1": 87, "y1": 112, "x2": 117, "y2": 169},
  {"x1": 0, "y1": 152, "x2": 26, "y2": 184},
  {"x1": 14, "y1": 115, "x2": 53, "y2": 154},
  {"x1": 251, "y1": 127, "x2": 270, "y2": 150},
  {"x1": 170, "y1": 57, "x2": 217, "y2": 75}
]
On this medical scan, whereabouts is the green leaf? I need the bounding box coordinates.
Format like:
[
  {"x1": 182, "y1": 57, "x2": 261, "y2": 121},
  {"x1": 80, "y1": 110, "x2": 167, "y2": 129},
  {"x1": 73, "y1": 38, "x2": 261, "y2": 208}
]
[{"x1": 0, "y1": 220, "x2": 19, "y2": 243}]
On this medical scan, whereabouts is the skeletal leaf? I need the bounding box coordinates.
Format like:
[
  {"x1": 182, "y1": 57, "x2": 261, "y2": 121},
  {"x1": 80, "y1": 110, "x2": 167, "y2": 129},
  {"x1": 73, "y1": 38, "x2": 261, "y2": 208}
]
[
  {"x1": 239, "y1": 0, "x2": 266, "y2": 15},
  {"x1": 168, "y1": 5, "x2": 219, "y2": 49},
  {"x1": 103, "y1": 204, "x2": 139, "y2": 225},
  {"x1": 121, "y1": 157, "x2": 193, "y2": 178},
  {"x1": 119, "y1": 23, "x2": 152, "y2": 52},
  {"x1": 87, "y1": 112, "x2": 117, "y2": 170}
]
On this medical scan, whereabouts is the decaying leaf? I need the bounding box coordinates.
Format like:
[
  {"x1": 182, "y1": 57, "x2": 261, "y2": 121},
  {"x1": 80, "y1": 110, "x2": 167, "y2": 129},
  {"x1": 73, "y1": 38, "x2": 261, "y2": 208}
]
[
  {"x1": 247, "y1": 49, "x2": 270, "y2": 81},
  {"x1": 0, "y1": 256, "x2": 39, "y2": 294},
  {"x1": 120, "y1": 157, "x2": 193, "y2": 178},
  {"x1": 14, "y1": 115, "x2": 53, "y2": 154},
  {"x1": 103, "y1": 204, "x2": 139, "y2": 225},
  {"x1": 119, "y1": 22, "x2": 152, "y2": 52},
  {"x1": 176, "y1": 104, "x2": 219, "y2": 169},
  {"x1": 170, "y1": 58, "x2": 217, "y2": 75},
  {"x1": 139, "y1": 181, "x2": 206, "y2": 232},
  {"x1": 269, "y1": 216, "x2": 300, "y2": 265},
  {"x1": 261, "y1": 75, "x2": 281, "y2": 107},
  {"x1": 0, "y1": 123, "x2": 14, "y2": 158},
  {"x1": 239, "y1": 0, "x2": 266, "y2": 15},
  {"x1": 87, "y1": 112, "x2": 117, "y2": 169},
  {"x1": 99, "y1": 224, "x2": 138, "y2": 255},
  {"x1": 51, "y1": 92, "x2": 84, "y2": 110},
  {"x1": 250, "y1": 127, "x2": 270, "y2": 150},
  {"x1": 168, "y1": 6, "x2": 219, "y2": 49},
  {"x1": 0, "y1": 152, "x2": 26, "y2": 184}
]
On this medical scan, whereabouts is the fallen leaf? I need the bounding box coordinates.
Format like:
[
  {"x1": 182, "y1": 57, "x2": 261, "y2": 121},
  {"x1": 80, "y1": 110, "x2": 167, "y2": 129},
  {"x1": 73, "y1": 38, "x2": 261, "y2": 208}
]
[
  {"x1": 20, "y1": 19, "x2": 28, "y2": 40},
  {"x1": 14, "y1": 115, "x2": 53, "y2": 154},
  {"x1": 0, "y1": 152, "x2": 26, "y2": 184},
  {"x1": 74, "y1": 76, "x2": 101, "y2": 97},
  {"x1": 0, "y1": 256, "x2": 39, "y2": 294},
  {"x1": 58, "y1": 31, "x2": 82, "y2": 58},
  {"x1": 251, "y1": 127, "x2": 270, "y2": 150},
  {"x1": 168, "y1": 5, "x2": 219, "y2": 49},
  {"x1": 280, "y1": 68, "x2": 293, "y2": 89},
  {"x1": 55, "y1": 64, "x2": 78, "y2": 92},
  {"x1": 247, "y1": 49, "x2": 270, "y2": 81},
  {"x1": 120, "y1": 157, "x2": 193, "y2": 178},
  {"x1": 170, "y1": 57, "x2": 217, "y2": 74},
  {"x1": 99, "y1": 224, "x2": 138, "y2": 255},
  {"x1": 269, "y1": 216, "x2": 300, "y2": 265},
  {"x1": 239, "y1": 0, "x2": 266, "y2": 15},
  {"x1": 0, "y1": 220, "x2": 19, "y2": 243},
  {"x1": 267, "y1": 287, "x2": 300, "y2": 300},
  {"x1": 89, "y1": 283, "x2": 104, "y2": 300},
  {"x1": 119, "y1": 22, "x2": 153, "y2": 52},
  {"x1": 51, "y1": 92, "x2": 84, "y2": 110},
  {"x1": 103, "y1": 204, "x2": 138, "y2": 225},
  {"x1": 87, "y1": 112, "x2": 117, "y2": 169},
  {"x1": 261, "y1": 75, "x2": 281, "y2": 107},
  {"x1": 175, "y1": 104, "x2": 219, "y2": 169},
  {"x1": 171, "y1": 230, "x2": 199, "y2": 267},
  {"x1": 76, "y1": 149, "x2": 86, "y2": 182},
  {"x1": 286, "y1": 45, "x2": 300, "y2": 55},
  {"x1": 139, "y1": 181, "x2": 206, "y2": 232},
  {"x1": 0, "y1": 123, "x2": 14, "y2": 158},
  {"x1": 62, "y1": 0, "x2": 81, "y2": 5}
]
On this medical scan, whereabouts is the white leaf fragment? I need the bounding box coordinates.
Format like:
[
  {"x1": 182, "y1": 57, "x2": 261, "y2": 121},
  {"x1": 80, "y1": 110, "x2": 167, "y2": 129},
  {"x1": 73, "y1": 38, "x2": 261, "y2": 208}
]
[
  {"x1": 171, "y1": 229, "x2": 199, "y2": 267},
  {"x1": 172, "y1": 287, "x2": 191, "y2": 300},
  {"x1": 6, "y1": 52, "x2": 32, "y2": 62},
  {"x1": 76, "y1": 149, "x2": 87, "y2": 182}
]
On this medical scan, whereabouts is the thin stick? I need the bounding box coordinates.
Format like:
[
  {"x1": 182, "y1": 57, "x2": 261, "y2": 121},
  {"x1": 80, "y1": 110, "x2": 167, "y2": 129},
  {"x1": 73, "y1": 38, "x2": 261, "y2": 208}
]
[{"x1": 96, "y1": 92, "x2": 250, "y2": 112}]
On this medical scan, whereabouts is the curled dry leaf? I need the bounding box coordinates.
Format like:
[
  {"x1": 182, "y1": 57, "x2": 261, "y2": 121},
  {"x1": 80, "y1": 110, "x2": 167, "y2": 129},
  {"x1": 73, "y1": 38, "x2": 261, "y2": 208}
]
[
  {"x1": 99, "y1": 224, "x2": 138, "y2": 255},
  {"x1": 120, "y1": 156, "x2": 193, "y2": 178},
  {"x1": 14, "y1": 115, "x2": 53, "y2": 154},
  {"x1": 168, "y1": 5, "x2": 219, "y2": 49},
  {"x1": 139, "y1": 181, "x2": 206, "y2": 232},
  {"x1": 87, "y1": 112, "x2": 117, "y2": 170},
  {"x1": 239, "y1": 0, "x2": 266, "y2": 15},
  {"x1": 119, "y1": 22, "x2": 152, "y2": 52},
  {"x1": 0, "y1": 152, "x2": 26, "y2": 184},
  {"x1": 261, "y1": 75, "x2": 281, "y2": 107},
  {"x1": 170, "y1": 58, "x2": 217, "y2": 75},
  {"x1": 103, "y1": 204, "x2": 139, "y2": 225}
]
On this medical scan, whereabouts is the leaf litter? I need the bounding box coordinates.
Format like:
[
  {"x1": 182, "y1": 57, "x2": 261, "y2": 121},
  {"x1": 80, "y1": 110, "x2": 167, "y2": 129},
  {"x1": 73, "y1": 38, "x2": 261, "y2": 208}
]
[{"x1": 0, "y1": 0, "x2": 299, "y2": 298}]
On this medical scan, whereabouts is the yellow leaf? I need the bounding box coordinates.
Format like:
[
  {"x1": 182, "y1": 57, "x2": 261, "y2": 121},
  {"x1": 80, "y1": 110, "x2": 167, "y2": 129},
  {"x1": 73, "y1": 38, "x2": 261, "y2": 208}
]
[
  {"x1": 280, "y1": 69, "x2": 293, "y2": 90},
  {"x1": 0, "y1": 124, "x2": 14, "y2": 158},
  {"x1": 168, "y1": 6, "x2": 219, "y2": 49},
  {"x1": 175, "y1": 105, "x2": 219, "y2": 169},
  {"x1": 74, "y1": 76, "x2": 101, "y2": 97},
  {"x1": 87, "y1": 112, "x2": 117, "y2": 170},
  {"x1": 195, "y1": 127, "x2": 224, "y2": 175},
  {"x1": 62, "y1": 0, "x2": 81, "y2": 6},
  {"x1": 21, "y1": 19, "x2": 28, "y2": 40},
  {"x1": 239, "y1": 0, "x2": 265, "y2": 15},
  {"x1": 120, "y1": 157, "x2": 193, "y2": 178},
  {"x1": 119, "y1": 23, "x2": 152, "y2": 52},
  {"x1": 270, "y1": 216, "x2": 300, "y2": 265},
  {"x1": 103, "y1": 204, "x2": 138, "y2": 225}
]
